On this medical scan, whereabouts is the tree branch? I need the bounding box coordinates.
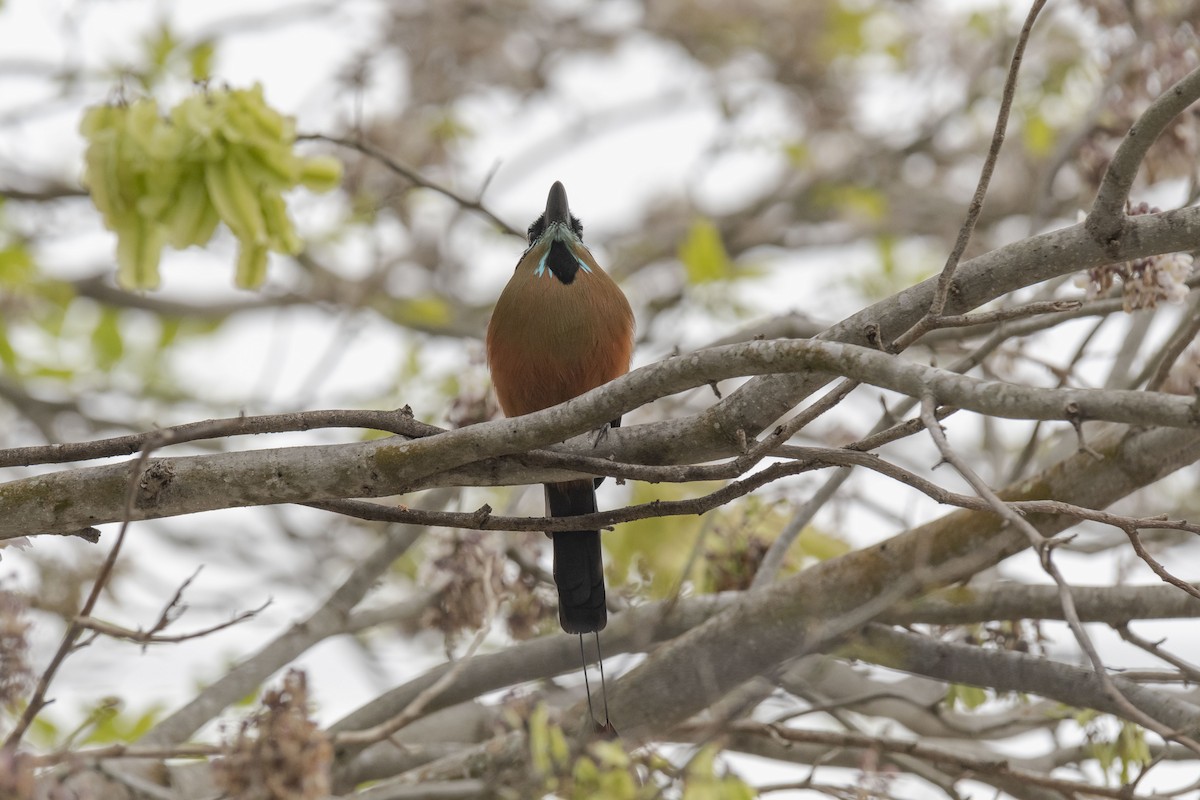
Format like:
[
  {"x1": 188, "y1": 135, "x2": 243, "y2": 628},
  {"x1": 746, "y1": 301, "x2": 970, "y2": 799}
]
[
  {"x1": 298, "y1": 133, "x2": 521, "y2": 237},
  {"x1": 891, "y1": 582, "x2": 1200, "y2": 626},
  {"x1": 1087, "y1": 64, "x2": 1200, "y2": 245},
  {"x1": 892, "y1": 0, "x2": 1047, "y2": 350},
  {"x1": 843, "y1": 624, "x2": 1200, "y2": 734},
  {"x1": 602, "y1": 421, "x2": 1200, "y2": 739},
  {"x1": 9, "y1": 337, "x2": 1200, "y2": 538},
  {"x1": 667, "y1": 204, "x2": 1200, "y2": 471},
  {"x1": 142, "y1": 519, "x2": 427, "y2": 748}
]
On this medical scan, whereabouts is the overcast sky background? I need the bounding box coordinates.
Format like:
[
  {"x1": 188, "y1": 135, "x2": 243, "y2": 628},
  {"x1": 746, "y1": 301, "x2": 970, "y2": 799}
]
[{"x1": 2, "y1": 0, "x2": 1198, "y2": 794}]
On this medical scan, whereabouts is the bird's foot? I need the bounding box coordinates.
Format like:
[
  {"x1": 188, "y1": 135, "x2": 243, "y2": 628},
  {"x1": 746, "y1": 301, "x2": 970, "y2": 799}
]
[{"x1": 590, "y1": 422, "x2": 612, "y2": 448}]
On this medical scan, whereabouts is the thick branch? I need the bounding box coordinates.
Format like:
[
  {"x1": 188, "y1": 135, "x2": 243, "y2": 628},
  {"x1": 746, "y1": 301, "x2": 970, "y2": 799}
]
[
  {"x1": 716, "y1": 720, "x2": 1167, "y2": 800},
  {"x1": 7, "y1": 337, "x2": 1200, "y2": 538},
  {"x1": 603, "y1": 422, "x2": 1200, "y2": 739},
  {"x1": 1087, "y1": 64, "x2": 1200, "y2": 244},
  {"x1": 843, "y1": 625, "x2": 1200, "y2": 732},
  {"x1": 621, "y1": 206, "x2": 1200, "y2": 467},
  {"x1": 890, "y1": 582, "x2": 1200, "y2": 626}
]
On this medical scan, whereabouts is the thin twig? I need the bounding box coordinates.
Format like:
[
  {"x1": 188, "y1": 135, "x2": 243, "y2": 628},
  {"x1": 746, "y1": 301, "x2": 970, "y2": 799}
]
[
  {"x1": 299, "y1": 133, "x2": 520, "y2": 237},
  {"x1": 919, "y1": 299, "x2": 1081, "y2": 333},
  {"x1": 1088, "y1": 64, "x2": 1200, "y2": 243},
  {"x1": 28, "y1": 743, "x2": 220, "y2": 767},
  {"x1": 143, "y1": 516, "x2": 430, "y2": 747},
  {"x1": 1119, "y1": 524, "x2": 1200, "y2": 602},
  {"x1": 75, "y1": 599, "x2": 270, "y2": 646},
  {"x1": 891, "y1": 0, "x2": 1047, "y2": 351},
  {"x1": 333, "y1": 561, "x2": 499, "y2": 748},
  {"x1": 0, "y1": 408, "x2": 432, "y2": 468},
  {"x1": 918, "y1": 395, "x2": 1200, "y2": 757},
  {"x1": 313, "y1": 443, "x2": 1200, "y2": 546},
  {"x1": 15, "y1": 336, "x2": 1200, "y2": 540},
  {"x1": 145, "y1": 567, "x2": 203, "y2": 640},
  {"x1": 1117, "y1": 624, "x2": 1200, "y2": 684},
  {"x1": 5, "y1": 439, "x2": 161, "y2": 748},
  {"x1": 752, "y1": 468, "x2": 851, "y2": 588},
  {"x1": 1141, "y1": 292, "x2": 1200, "y2": 391},
  {"x1": 93, "y1": 762, "x2": 178, "y2": 800},
  {"x1": 709, "y1": 720, "x2": 1155, "y2": 800},
  {"x1": 1006, "y1": 315, "x2": 1109, "y2": 483}
]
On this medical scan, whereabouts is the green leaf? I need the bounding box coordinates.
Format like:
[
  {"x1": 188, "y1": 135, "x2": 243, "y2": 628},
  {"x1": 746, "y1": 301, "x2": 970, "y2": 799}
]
[
  {"x1": 590, "y1": 741, "x2": 630, "y2": 770},
  {"x1": 144, "y1": 23, "x2": 180, "y2": 72},
  {"x1": 946, "y1": 683, "x2": 988, "y2": 710},
  {"x1": 157, "y1": 317, "x2": 182, "y2": 351},
  {"x1": 398, "y1": 296, "x2": 451, "y2": 327},
  {"x1": 28, "y1": 714, "x2": 60, "y2": 748},
  {"x1": 1023, "y1": 112, "x2": 1056, "y2": 157},
  {"x1": 682, "y1": 746, "x2": 756, "y2": 800},
  {"x1": 606, "y1": 481, "x2": 724, "y2": 597},
  {"x1": 92, "y1": 308, "x2": 124, "y2": 369},
  {"x1": 115, "y1": 213, "x2": 166, "y2": 289},
  {"x1": 820, "y1": 3, "x2": 871, "y2": 58},
  {"x1": 428, "y1": 110, "x2": 471, "y2": 143},
  {"x1": 529, "y1": 703, "x2": 553, "y2": 775},
  {"x1": 0, "y1": 327, "x2": 17, "y2": 371},
  {"x1": 1115, "y1": 722, "x2": 1150, "y2": 783},
  {"x1": 796, "y1": 527, "x2": 851, "y2": 561},
  {"x1": 235, "y1": 242, "x2": 269, "y2": 289},
  {"x1": 124, "y1": 705, "x2": 165, "y2": 741},
  {"x1": 84, "y1": 700, "x2": 164, "y2": 744},
  {"x1": 0, "y1": 243, "x2": 34, "y2": 284},
  {"x1": 31, "y1": 366, "x2": 75, "y2": 380},
  {"x1": 813, "y1": 183, "x2": 888, "y2": 222},
  {"x1": 853, "y1": 233, "x2": 935, "y2": 300},
  {"x1": 80, "y1": 697, "x2": 123, "y2": 744},
  {"x1": 678, "y1": 218, "x2": 733, "y2": 284},
  {"x1": 783, "y1": 141, "x2": 809, "y2": 167},
  {"x1": 189, "y1": 39, "x2": 216, "y2": 82}
]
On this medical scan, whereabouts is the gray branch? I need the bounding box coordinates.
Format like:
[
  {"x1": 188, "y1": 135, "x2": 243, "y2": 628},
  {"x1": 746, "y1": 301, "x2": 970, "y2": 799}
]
[
  {"x1": 622, "y1": 205, "x2": 1200, "y2": 466},
  {"x1": 7, "y1": 334, "x2": 1200, "y2": 538},
  {"x1": 602, "y1": 421, "x2": 1200, "y2": 739},
  {"x1": 843, "y1": 624, "x2": 1200, "y2": 732},
  {"x1": 890, "y1": 582, "x2": 1200, "y2": 626}
]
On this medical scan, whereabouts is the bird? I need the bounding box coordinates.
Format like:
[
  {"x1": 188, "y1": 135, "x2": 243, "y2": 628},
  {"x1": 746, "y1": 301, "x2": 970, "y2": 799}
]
[{"x1": 486, "y1": 181, "x2": 635, "y2": 635}]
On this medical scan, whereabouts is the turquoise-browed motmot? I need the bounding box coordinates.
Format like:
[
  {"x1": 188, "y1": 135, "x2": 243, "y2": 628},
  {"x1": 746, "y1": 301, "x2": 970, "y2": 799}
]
[{"x1": 486, "y1": 182, "x2": 635, "y2": 634}]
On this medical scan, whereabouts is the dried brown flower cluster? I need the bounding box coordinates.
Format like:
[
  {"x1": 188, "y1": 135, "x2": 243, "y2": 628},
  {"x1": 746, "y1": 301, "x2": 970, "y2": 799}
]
[
  {"x1": 212, "y1": 670, "x2": 332, "y2": 800},
  {"x1": 420, "y1": 532, "x2": 556, "y2": 641},
  {"x1": 0, "y1": 590, "x2": 31, "y2": 709},
  {"x1": 960, "y1": 619, "x2": 1047, "y2": 656},
  {"x1": 1078, "y1": 203, "x2": 1194, "y2": 310},
  {"x1": 503, "y1": 563, "x2": 556, "y2": 641},
  {"x1": 1081, "y1": 6, "x2": 1200, "y2": 189},
  {"x1": 420, "y1": 531, "x2": 507, "y2": 640},
  {"x1": 706, "y1": 533, "x2": 770, "y2": 593}
]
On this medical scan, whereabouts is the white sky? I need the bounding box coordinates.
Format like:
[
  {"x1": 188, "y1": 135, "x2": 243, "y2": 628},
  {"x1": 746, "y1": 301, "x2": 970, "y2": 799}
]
[{"x1": 2, "y1": 0, "x2": 1199, "y2": 795}]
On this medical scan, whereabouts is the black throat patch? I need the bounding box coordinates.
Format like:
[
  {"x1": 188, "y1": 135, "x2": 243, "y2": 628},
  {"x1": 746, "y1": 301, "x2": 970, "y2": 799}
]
[{"x1": 546, "y1": 239, "x2": 581, "y2": 284}]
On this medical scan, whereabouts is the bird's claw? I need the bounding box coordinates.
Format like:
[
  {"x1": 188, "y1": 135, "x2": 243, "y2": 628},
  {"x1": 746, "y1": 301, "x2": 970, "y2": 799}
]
[{"x1": 591, "y1": 422, "x2": 612, "y2": 448}]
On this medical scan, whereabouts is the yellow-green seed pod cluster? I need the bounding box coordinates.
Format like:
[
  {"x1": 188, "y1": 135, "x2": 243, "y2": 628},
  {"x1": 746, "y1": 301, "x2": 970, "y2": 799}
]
[{"x1": 80, "y1": 84, "x2": 343, "y2": 289}]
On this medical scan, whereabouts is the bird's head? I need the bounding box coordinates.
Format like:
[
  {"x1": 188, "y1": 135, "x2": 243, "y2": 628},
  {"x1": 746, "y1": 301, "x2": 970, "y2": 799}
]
[{"x1": 524, "y1": 181, "x2": 591, "y2": 284}]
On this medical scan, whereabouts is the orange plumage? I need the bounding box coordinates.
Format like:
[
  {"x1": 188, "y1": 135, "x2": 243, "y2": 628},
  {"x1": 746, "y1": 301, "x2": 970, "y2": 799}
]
[{"x1": 488, "y1": 244, "x2": 633, "y2": 415}]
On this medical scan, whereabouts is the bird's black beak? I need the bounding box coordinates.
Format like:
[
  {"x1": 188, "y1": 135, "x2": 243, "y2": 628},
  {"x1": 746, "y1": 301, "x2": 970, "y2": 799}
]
[{"x1": 544, "y1": 181, "x2": 572, "y2": 226}]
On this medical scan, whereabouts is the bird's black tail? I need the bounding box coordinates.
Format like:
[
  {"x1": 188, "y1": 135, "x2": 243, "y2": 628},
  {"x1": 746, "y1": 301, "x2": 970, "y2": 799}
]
[{"x1": 545, "y1": 480, "x2": 606, "y2": 633}]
